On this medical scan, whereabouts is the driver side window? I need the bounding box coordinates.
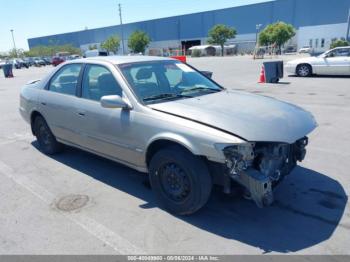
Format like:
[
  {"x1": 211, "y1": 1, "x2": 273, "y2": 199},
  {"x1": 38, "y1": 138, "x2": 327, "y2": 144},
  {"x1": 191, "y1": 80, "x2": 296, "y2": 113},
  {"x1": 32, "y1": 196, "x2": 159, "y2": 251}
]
[
  {"x1": 126, "y1": 66, "x2": 161, "y2": 98},
  {"x1": 165, "y1": 65, "x2": 183, "y2": 88},
  {"x1": 82, "y1": 65, "x2": 123, "y2": 102},
  {"x1": 329, "y1": 49, "x2": 350, "y2": 57}
]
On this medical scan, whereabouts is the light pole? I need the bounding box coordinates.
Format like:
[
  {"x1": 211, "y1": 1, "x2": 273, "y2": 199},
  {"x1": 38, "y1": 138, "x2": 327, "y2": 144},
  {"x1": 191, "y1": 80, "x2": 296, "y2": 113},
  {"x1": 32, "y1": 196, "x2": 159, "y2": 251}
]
[
  {"x1": 255, "y1": 24, "x2": 262, "y2": 47},
  {"x1": 346, "y1": 8, "x2": 350, "y2": 41},
  {"x1": 10, "y1": 29, "x2": 17, "y2": 57},
  {"x1": 118, "y1": 3, "x2": 125, "y2": 55}
]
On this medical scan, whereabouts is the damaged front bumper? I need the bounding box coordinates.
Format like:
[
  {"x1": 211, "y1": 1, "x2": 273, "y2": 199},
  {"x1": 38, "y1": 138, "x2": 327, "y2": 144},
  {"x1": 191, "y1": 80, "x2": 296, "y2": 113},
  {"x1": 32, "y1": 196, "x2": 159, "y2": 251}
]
[{"x1": 221, "y1": 137, "x2": 308, "y2": 207}]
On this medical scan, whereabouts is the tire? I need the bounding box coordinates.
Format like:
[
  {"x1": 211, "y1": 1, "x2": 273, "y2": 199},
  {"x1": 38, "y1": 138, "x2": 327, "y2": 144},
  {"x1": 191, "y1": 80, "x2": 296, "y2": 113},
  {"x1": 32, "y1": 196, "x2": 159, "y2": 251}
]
[
  {"x1": 33, "y1": 116, "x2": 63, "y2": 155},
  {"x1": 296, "y1": 64, "x2": 312, "y2": 77},
  {"x1": 149, "y1": 146, "x2": 212, "y2": 215}
]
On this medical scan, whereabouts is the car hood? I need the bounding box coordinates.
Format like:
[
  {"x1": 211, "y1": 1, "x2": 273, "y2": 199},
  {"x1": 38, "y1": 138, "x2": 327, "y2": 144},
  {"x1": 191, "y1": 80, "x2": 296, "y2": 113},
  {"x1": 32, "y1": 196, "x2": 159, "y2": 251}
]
[{"x1": 149, "y1": 90, "x2": 317, "y2": 144}]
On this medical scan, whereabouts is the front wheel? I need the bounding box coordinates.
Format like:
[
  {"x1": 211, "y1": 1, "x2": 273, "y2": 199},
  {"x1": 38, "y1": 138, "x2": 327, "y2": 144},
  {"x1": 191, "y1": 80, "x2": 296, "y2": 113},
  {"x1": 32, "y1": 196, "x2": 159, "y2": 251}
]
[
  {"x1": 33, "y1": 116, "x2": 63, "y2": 155},
  {"x1": 149, "y1": 146, "x2": 212, "y2": 215},
  {"x1": 296, "y1": 64, "x2": 312, "y2": 77}
]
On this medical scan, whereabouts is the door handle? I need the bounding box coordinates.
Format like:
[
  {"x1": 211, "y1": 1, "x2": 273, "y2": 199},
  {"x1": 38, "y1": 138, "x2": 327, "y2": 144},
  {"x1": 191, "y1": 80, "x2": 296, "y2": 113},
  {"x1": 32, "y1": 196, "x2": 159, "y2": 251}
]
[
  {"x1": 41, "y1": 102, "x2": 46, "y2": 106},
  {"x1": 78, "y1": 112, "x2": 85, "y2": 116}
]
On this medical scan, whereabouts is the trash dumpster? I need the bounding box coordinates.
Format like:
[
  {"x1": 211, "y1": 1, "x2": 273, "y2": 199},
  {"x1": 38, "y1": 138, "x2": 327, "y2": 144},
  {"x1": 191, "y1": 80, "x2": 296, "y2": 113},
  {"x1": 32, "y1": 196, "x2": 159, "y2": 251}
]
[
  {"x1": 2, "y1": 64, "x2": 14, "y2": 78},
  {"x1": 263, "y1": 61, "x2": 283, "y2": 83}
]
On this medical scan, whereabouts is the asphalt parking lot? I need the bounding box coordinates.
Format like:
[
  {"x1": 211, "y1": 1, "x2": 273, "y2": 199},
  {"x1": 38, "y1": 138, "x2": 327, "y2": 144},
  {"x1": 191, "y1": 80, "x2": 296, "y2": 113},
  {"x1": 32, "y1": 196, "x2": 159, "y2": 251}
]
[{"x1": 0, "y1": 55, "x2": 349, "y2": 255}]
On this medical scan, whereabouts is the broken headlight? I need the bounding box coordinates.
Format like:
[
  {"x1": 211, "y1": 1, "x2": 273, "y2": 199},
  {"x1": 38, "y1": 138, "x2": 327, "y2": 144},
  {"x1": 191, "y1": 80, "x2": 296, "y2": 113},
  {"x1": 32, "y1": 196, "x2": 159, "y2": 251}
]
[{"x1": 215, "y1": 143, "x2": 255, "y2": 176}]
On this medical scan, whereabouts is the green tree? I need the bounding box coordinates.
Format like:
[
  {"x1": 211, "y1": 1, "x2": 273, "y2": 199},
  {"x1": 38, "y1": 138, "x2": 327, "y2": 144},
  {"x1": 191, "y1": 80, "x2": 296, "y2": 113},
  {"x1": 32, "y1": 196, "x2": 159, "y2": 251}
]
[
  {"x1": 24, "y1": 44, "x2": 81, "y2": 57},
  {"x1": 88, "y1": 44, "x2": 98, "y2": 50},
  {"x1": 330, "y1": 39, "x2": 349, "y2": 49},
  {"x1": 207, "y1": 24, "x2": 236, "y2": 56},
  {"x1": 258, "y1": 30, "x2": 270, "y2": 46},
  {"x1": 8, "y1": 48, "x2": 25, "y2": 58},
  {"x1": 101, "y1": 35, "x2": 120, "y2": 54},
  {"x1": 128, "y1": 31, "x2": 151, "y2": 54},
  {"x1": 259, "y1": 22, "x2": 296, "y2": 51},
  {"x1": 55, "y1": 44, "x2": 81, "y2": 55}
]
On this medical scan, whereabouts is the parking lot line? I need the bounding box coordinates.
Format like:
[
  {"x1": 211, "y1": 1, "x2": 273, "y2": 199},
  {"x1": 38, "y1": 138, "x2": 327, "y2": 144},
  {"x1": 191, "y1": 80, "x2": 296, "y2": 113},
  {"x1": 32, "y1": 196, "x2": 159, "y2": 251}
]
[{"x1": 0, "y1": 160, "x2": 145, "y2": 255}]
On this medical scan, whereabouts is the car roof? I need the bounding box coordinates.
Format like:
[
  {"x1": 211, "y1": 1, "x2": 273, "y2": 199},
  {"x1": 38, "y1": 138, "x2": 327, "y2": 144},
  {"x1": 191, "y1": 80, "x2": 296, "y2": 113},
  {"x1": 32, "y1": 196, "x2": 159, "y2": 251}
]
[
  {"x1": 73, "y1": 55, "x2": 176, "y2": 65},
  {"x1": 334, "y1": 46, "x2": 350, "y2": 49}
]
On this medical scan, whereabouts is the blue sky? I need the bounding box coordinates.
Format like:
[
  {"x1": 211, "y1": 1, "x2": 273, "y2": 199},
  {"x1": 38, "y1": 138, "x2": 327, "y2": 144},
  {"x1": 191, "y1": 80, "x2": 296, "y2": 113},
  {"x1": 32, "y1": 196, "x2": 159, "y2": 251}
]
[{"x1": 0, "y1": 0, "x2": 269, "y2": 51}]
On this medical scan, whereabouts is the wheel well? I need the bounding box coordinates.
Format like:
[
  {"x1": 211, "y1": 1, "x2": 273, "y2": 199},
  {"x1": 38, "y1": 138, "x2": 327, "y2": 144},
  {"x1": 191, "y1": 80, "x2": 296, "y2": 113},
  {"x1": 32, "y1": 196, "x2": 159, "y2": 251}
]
[
  {"x1": 30, "y1": 111, "x2": 43, "y2": 135},
  {"x1": 146, "y1": 140, "x2": 193, "y2": 167},
  {"x1": 146, "y1": 139, "x2": 226, "y2": 187},
  {"x1": 297, "y1": 63, "x2": 312, "y2": 73}
]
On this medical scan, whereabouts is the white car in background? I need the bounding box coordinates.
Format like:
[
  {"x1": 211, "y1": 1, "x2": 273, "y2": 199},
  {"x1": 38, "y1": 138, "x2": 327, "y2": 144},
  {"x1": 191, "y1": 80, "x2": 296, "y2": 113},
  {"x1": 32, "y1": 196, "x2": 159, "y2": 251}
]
[
  {"x1": 285, "y1": 47, "x2": 350, "y2": 77},
  {"x1": 298, "y1": 46, "x2": 312, "y2": 54}
]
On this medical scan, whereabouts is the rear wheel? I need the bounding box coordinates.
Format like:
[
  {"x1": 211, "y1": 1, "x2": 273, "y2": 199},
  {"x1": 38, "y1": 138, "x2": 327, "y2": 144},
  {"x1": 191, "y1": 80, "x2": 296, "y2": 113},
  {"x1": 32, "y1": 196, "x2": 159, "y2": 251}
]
[
  {"x1": 149, "y1": 146, "x2": 212, "y2": 215},
  {"x1": 33, "y1": 116, "x2": 63, "y2": 155},
  {"x1": 296, "y1": 64, "x2": 312, "y2": 77}
]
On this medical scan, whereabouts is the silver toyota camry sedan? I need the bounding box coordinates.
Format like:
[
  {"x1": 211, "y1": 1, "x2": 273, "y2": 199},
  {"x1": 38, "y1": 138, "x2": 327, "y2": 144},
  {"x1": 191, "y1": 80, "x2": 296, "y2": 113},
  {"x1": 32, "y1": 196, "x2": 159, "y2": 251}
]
[{"x1": 20, "y1": 56, "x2": 317, "y2": 215}]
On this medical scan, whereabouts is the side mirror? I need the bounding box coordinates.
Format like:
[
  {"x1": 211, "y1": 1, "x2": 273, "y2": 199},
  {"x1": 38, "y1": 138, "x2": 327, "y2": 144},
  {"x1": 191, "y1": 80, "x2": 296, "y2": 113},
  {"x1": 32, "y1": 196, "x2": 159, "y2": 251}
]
[{"x1": 100, "y1": 95, "x2": 132, "y2": 110}]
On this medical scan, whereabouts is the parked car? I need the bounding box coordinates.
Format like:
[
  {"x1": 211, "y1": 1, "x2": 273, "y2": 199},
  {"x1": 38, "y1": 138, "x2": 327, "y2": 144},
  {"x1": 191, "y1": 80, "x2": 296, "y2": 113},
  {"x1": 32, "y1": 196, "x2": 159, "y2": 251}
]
[
  {"x1": 33, "y1": 58, "x2": 46, "y2": 67},
  {"x1": 84, "y1": 49, "x2": 108, "y2": 58},
  {"x1": 10, "y1": 59, "x2": 22, "y2": 69},
  {"x1": 283, "y1": 46, "x2": 297, "y2": 54},
  {"x1": 298, "y1": 46, "x2": 312, "y2": 54},
  {"x1": 42, "y1": 57, "x2": 52, "y2": 65},
  {"x1": 68, "y1": 54, "x2": 81, "y2": 60},
  {"x1": 19, "y1": 56, "x2": 317, "y2": 215},
  {"x1": 17, "y1": 58, "x2": 30, "y2": 68},
  {"x1": 52, "y1": 56, "x2": 65, "y2": 67},
  {"x1": 285, "y1": 46, "x2": 350, "y2": 76},
  {"x1": 24, "y1": 57, "x2": 35, "y2": 67}
]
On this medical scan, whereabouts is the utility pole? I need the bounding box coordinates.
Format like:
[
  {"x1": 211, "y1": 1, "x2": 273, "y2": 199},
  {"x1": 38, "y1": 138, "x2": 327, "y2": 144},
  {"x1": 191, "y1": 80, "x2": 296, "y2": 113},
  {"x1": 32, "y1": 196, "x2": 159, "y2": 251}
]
[
  {"x1": 10, "y1": 29, "x2": 17, "y2": 57},
  {"x1": 119, "y1": 3, "x2": 125, "y2": 55},
  {"x1": 346, "y1": 8, "x2": 350, "y2": 41}
]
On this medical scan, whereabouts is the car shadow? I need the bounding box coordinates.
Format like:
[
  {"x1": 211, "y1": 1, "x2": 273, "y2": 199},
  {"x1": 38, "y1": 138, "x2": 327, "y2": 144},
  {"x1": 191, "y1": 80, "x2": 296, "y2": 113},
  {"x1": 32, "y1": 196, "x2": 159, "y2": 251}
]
[
  {"x1": 32, "y1": 142, "x2": 348, "y2": 253},
  {"x1": 274, "y1": 81, "x2": 291, "y2": 85}
]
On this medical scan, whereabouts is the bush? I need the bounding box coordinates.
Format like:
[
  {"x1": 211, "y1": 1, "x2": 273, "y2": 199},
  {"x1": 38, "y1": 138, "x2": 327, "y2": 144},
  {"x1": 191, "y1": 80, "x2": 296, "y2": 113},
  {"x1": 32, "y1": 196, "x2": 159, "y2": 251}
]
[
  {"x1": 330, "y1": 39, "x2": 349, "y2": 49},
  {"x1": 191, "y1": 49, "x2": 201, "y2": 57}
]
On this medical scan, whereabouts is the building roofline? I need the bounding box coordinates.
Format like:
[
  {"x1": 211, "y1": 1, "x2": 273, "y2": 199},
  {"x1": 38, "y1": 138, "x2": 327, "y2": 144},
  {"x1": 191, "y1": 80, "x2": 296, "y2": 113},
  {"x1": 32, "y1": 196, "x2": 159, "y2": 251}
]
[{"x1": 28, "y1": 0, "x2": 274, "y2": 40}]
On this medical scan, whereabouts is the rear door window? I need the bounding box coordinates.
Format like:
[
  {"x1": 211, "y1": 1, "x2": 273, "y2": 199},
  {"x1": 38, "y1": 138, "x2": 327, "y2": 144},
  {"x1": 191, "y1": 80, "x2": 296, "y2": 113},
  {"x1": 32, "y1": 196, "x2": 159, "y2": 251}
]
[{"x1": 48, "y1": 64, "x2": 82, "y2": 96}]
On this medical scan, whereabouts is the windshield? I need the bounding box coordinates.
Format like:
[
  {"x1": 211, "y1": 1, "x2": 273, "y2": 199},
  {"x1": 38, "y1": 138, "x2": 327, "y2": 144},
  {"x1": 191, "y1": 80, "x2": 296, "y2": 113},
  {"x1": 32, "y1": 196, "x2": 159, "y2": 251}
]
[{"x1": 118, "y1": 61, "x2": 222, "y2": 104}]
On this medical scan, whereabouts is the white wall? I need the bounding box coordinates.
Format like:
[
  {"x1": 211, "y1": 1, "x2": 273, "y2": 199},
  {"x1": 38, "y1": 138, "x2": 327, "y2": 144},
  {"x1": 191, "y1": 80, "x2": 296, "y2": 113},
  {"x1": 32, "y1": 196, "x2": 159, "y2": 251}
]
[
  {"x1": 79, "y1": 23, "x2": 349, "y2": 55},
  {"x1": 297, "y1": 23, "x2": 348, "y2": 53},
  {"x1": 148, "y1": 39, "x2": 181, "y2": 49}
]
